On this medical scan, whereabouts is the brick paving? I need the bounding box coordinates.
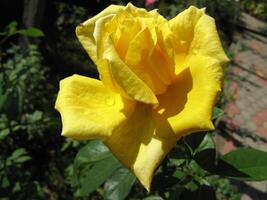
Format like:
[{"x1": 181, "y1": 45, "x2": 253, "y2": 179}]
[{"x1": 217, "y1": 13, "x2": 267, "y2": 200}]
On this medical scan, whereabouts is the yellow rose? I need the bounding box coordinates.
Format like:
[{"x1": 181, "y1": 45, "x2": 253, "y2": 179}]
[{"x1": 55, "y1": 3, "x2": 228, "y2": 190}]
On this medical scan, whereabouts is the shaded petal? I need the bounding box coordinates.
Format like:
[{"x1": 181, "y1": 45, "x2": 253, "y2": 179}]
[
  {"x1": 125, "y1": 27, "x2": 154, "y2": 67},
  {"x1": 102, "y1": 36, "x2": 158, "y2": 105},
  {"x1": 105, "y1": 103, "x2": 177, "y2": 191},
  {"x1": 169, "y1": 6, "x2": 204, "y2": 54},
  {"x1": 152, "y1": 25, "x2": 175, "y2": 82},
  {"x1": 169, "y1": 6, "x2": 228, "y2": 74},
  {"x1": 153, "y1": 55, "x2": 221, "y2": 138},
  {"x1": 125, "y1": 28, "x2": 169, "y2": 94},
  {"x1": 96, "y1": 58, "x2": 118, "y2": 92},
  {"x1": 112, "y1": 16, "x2": 141, "y2": 60},
  {"x1": 55, "y1": 74, "x2": 135, "y2": 140}
]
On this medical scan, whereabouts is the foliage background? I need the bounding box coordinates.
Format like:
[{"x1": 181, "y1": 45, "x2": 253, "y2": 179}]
[{"x1": 1, "y1": 0, "x2": 267, "y2": 199}]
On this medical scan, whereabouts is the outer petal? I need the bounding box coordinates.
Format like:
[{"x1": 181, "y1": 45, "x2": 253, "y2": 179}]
[
  {"x1": 189, "y1": 13, "x2": 229, "y2": 64},
  {"x1": 76, "y1": 4, "x2": 124, "y2": 63},
  {"x1": 105, "y1": 103, "x2": 177, "y2": 191},
  {"x1": 153, "y1": 55, "x2": 221, "y2": 138},
  {"x1": 169, "y1": 6, "x2": 228, "y2": 74},
  {"x1": 55, "y1": 74, "x2": 135, "y2": 140},
  {"x1": 169, "y1": 6, "x2": 204, "y2": 54}
]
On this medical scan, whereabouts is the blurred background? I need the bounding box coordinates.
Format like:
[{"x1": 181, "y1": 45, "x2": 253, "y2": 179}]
[{"x1": 0, "y1": 0, "x2": 267, "y2": 199}]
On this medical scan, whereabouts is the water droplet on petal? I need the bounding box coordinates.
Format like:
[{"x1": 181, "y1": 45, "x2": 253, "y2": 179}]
[
  {"x1": 105, "y1": 97, "x2": 115, "y2": 106},
  {"x1": 180, "y1": 40, "x2": 187, "y2": 45},
  {"x1": 158, "y1": 108, "x2": 165, "y2": 114},
  {"x1": 192, "y1": 49, "x2": 198, "y2": 54}
]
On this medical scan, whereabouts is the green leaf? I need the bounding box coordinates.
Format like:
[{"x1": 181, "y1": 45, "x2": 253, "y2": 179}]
[
  {"x1": 196, "y1": 133, "x2": 215, "y2": 153},
  {"x1": 7, "y1": 148, "x2": 31, "y2": 165},
  {"x1": 212, "y1": 107, "x2": 224, "y2": 120},
  {"x1": 193, "y1": 133, "x2": 216, "y2": 171},
  {"x1": 14, "y1": 156, "x2": 32, "y2": 163},
  {"x1": 180, "y1": 185, "x2": 216, "y2": 200},
  {"x1": 188, "y1": 160, "x2": 207, "y2": 178},
  {"x1": 183, "y1": 132, "x2": 207, "y2": 152},
  {"x1": 169, "y1": 188, "x2": 183, "y2": 200},
  {"x1": 0, "y1": 129, "x2": 10, "y2": 140},
  {"x1": 216, "y1": 148, "x2": 267, "y2": 181},
  {"x1": 75, "y1": 156, "x2": 121, "y2": 196},
  {"x1": 185, "y1": 180, "x2": 199, "y2": 191},
  {"x1": 8, "y1": 148, "x2": 27, "y2": 160},
  {"x1": 194, "y1": 149, "x2": 216, "y2": 172},
  {"x1": 1, "y1": 176, "x2": 10, "y2": 188},
  {"x1": 104, "y1": 167, "x2": 136, "y2": 200},
  {"x1": 174, "y1": 170, "x2": 187, "y2": 179},
  {"x1": 0, "y1": 88, "x2": 8, "y2": 111},
  {"x1": 12, "y1": 182, "x2": 21, "y2": 193},
  {"x1": 4, "y1": 89, "x2": 21, "y2": 120},
  {"x1": 17, "y1": 88, "x2": 24, "y2": 114},
  {"x1": 170, "y1": 158, "x2": 186, "y2": 166},
  {"x1": 19, "y1": 27, "x2": 44, "y2": 37},
  {"x1": 6, "y1": 21, "x2": 18, "y2": 35},
  {"x1": 27, "y1": 110, "x2": 43, "y2": 122},
  {"x1": 74, "y1": 140, "x2": 111, "y2": 166},
  {"x1": 74, "y1": 140, "x2": 121, "y2": 197}
]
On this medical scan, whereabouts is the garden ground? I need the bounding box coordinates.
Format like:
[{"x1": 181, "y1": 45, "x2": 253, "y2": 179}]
[{"x1": 217, "y1": 12, "x2": 267, "y2": 200}]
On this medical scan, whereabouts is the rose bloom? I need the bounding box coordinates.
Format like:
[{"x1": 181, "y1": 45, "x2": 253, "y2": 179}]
[{"x1": 55, "y1": 3, "x2": 228, "y2": 190}]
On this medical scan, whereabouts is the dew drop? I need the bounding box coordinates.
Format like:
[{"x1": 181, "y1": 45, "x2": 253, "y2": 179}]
[
  {"x1": 105, "y1": 97, "x2": 115, "y2": 106},
  {"x1": 192, "y1": 49, "x2": 198, "y2": 54},
  {"x1": 180, "y1": 40, "x2": 187, "y2": 45},
  {"x1": 158, "y1": 108, "x2": 165, "y2": 114}
]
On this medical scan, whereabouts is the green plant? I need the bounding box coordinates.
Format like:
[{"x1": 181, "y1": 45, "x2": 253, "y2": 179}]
[
  {"x1": 1, "y1": 1, "x2": 266, "y2": 199},
  {"x1": 0, "y1": 22, "x2": 79, "y2": 199},
  {"x1": 70, "y1": 107, "x2": 267, "y2": 200},
  {"x1": 241, "y1": 0, "x2": 267, "y2": 21}
]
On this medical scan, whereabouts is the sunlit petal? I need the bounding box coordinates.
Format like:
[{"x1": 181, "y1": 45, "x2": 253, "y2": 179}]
[
  {"x1": 76, "y1": 5, "x2": 124, "y2": 63},
  {"x1": 105, "y1": 103, "x2": 177, "y2": 190},
  {"x1": 153, "y1": 55, "x2": 221, "y2": 138},
  {"x1": 169, "y1": 6, "x2": 228, "y2": 75},
  {"x1": 55, "y1": 74, "x2": 135, "y2": 140}
]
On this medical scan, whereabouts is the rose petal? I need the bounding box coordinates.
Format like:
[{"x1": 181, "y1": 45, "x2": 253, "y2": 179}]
[
  {"x1": 169, "y1": 6, "x2": 228, "y2": 75},
  {"x1": 169, "y1": 6, "x2": 204, "y2": 54},
  {"x1": 153, "y1": 55, "x2": 221, "y2": 138},
  {"x1": 125, "y1": 27, "x2": 169, "y2": 94},
  {"x1": 190, "y1": 14, "x2": 229, "y2": 63},
  {"x1": 105, "y1": 103, "x2": 177, "y2": 191},
  {"x1": 55, "y1": 74, "x2": 135, "y2": 140},
  {"x1": 102, "y1": 36, "x2": 159, "y2": 105},
  {"x1": 76, "y1": 5, "x2": 124, "y2": 63}
]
